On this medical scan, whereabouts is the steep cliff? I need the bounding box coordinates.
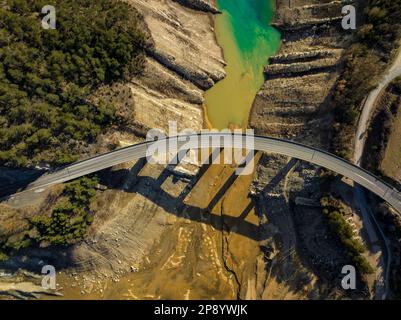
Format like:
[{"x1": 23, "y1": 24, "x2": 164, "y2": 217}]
[{"x1": 116, "y1": 0, "x2": 225, "y2": 134}]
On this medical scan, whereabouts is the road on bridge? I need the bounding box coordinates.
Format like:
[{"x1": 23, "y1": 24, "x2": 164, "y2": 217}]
[{"x1": 7, "y1": 133, "x2": 401, "y2": 215}]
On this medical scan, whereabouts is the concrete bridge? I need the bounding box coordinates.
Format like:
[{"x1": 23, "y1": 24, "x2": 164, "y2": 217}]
[{"x1": 12, "y1": 133, "x2": 401, "y2": 214}]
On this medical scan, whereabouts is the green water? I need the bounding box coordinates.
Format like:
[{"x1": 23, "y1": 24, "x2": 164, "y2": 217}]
[{"x1": 205, "y1": 0, "x2": 281, "y2": 129}]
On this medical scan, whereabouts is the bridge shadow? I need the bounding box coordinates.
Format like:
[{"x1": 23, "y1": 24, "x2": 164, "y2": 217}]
[
  {"x1": 261, "y1": 158, "x2": 299, "y2": 195},
  {"x1": 195, "y1": 147, "x2": 224, "y2": 182},
  {"x1": 98, "y1": 152, "x2": 274, "y2": 242}
]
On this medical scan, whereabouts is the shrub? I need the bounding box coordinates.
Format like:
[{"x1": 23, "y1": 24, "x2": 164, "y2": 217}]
[
  {"x1": 31, "y1": 176, "x2": 98, "y2": 246},
  {"x1": 0, "y1": 251, "x2": 8, "y2": 262},
  {"x1": 321, "y1": 196, "x2": 374, "y2": 275}
]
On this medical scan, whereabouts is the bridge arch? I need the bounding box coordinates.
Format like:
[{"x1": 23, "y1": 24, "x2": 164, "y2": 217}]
[{"x1": 22, "y1": 133, "x2": 401, "y2": 214}]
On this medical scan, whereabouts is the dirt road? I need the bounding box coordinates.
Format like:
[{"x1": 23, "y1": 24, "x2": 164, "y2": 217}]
[
  {"x1": 353, "y1": 46, "x2": 401, "y2": 300},
  {"x1": 355, "y1": 48, "x2": 401, "y2": 165}
]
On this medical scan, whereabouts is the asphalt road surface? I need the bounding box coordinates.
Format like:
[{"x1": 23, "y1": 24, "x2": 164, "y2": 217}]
[{"x1": 9, "y1": 133, "x2": 401, "y2": 215}]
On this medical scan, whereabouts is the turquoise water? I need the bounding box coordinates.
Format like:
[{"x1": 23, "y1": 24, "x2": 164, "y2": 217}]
[{"x1": 205, "y1": 0, "x2": 281, "y2": 129}]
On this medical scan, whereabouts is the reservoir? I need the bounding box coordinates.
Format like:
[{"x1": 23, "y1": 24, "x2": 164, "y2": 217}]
[{"x1": 205, "y1": 0, "x2": 281, "y2": 129}]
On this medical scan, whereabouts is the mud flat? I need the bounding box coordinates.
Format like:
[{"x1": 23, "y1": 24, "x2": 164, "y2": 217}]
[{"x1": 60, "y1": 0, "x2": 228, "y2": 279}]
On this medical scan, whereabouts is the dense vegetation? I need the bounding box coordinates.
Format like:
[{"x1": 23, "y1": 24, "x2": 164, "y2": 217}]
[
  {"x1": 0, "y1": 0, "x2": 148, "y2": 167},
  {"x1": 0, "y1": 176, "x2": 99, "y2": 261},
  {"x1": 31, "y1": 176, "x2": 98, "y2": 246},
  {"x1": 331, "y1": 0, "x2": 401, "y2": 159},
  {"x1": 320, "y1": 196, "x2": 374, "y2": 275}
]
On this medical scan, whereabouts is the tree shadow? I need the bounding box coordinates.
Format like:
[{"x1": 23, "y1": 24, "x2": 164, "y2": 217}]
[{"x1": 0, "y1": 167, "x2": 46, "y2": 200}]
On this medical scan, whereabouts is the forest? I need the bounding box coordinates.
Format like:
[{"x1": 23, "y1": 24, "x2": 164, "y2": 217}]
[{"x1": 0, "y1": 0, "x2": 148, "y2": 167}]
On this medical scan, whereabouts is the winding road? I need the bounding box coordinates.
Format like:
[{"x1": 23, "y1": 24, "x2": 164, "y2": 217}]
[
  {"x1": 355, "y1": 48, "x2": 401, "y2": 165},
  {"x1": 353, "y1": 46, "x2": 401, "y2": 300}
]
